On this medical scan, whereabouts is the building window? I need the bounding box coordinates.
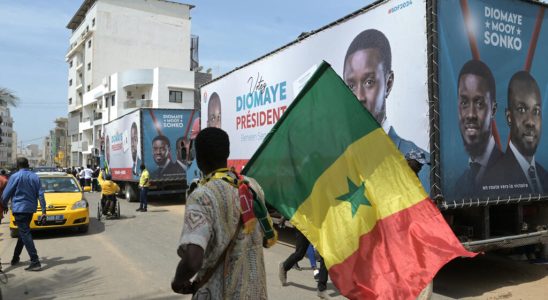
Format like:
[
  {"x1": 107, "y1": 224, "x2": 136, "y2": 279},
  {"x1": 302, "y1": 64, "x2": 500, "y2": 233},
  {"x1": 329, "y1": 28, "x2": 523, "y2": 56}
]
[
  {"x1": 69, "y1": 79, "x2": 73, "y2": 86},
  {"x1": 92, "y1": 18, "x2": 95, "y2": 27},
  {"x1": 88, "y1": 40, "x2": 92, "y2": 48},
  {"x1": 169, "y1": 91, "x2": 183, "y2": 103},
  {"x1": 111, "y1": 95, "x2": 116, "y2": 106},
  {"x1": 69, "y1": 60, "x2": 73, "y2": 68},
  {"x1": 69, "y1": 98, "x2": 72, "y2": 105},
  {"x1": 87, "y1": 85, "x2": 91, "y2": 92},
  {"x1": 87, "y1": 63, "x2": 91, "y2": 70}
]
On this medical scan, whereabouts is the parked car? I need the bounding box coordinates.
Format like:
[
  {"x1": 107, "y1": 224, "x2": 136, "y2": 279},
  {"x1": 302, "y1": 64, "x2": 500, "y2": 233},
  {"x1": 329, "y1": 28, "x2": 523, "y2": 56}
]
[{"x1": 9, "y1": 172, "x2": 89, "y2": 237}]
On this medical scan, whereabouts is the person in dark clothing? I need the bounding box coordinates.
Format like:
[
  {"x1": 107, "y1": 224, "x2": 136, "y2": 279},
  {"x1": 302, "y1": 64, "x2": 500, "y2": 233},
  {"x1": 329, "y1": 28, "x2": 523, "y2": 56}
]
[
  {"x1": 2, "y1": 157, "x2": 46, "y2": 271},
  {"x1": 279, "y1": 229, "x2": 330, "y2": 299}
]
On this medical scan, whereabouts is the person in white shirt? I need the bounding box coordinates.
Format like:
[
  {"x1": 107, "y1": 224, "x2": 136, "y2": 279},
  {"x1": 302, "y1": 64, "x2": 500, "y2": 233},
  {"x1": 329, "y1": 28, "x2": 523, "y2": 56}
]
[{"x1": 80, "y1": 165, "x2": 94, "y2": 189}]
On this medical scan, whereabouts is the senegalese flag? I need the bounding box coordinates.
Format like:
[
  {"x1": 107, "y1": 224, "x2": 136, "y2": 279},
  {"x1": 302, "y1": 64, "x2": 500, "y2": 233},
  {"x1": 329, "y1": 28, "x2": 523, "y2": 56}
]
[{"x1": 243, "y1": 62, "x2": 476, "y2": 299}]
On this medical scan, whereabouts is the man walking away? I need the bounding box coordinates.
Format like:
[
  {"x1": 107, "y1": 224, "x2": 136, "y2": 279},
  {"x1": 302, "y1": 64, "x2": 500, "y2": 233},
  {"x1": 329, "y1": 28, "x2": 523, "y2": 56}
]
[
  {"x1": 137, "y1": 164, "x2": 149, "y2": 212},
  {"x1": 82, "y1": 165, "x2": 93, "y2": 189},
  {"x1": 171, "y1": 127, "x2": 270, "y2": 299},
  {"x1": 2, "y1": 157, "x2": 46, "y2": 271}
]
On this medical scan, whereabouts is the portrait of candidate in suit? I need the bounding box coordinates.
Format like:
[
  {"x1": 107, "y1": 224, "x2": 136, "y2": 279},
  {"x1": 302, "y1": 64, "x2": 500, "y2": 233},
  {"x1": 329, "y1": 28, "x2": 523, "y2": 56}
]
[
  {"x1": 131, "y1": 122, "x2": 142, "y2": 177},
  {"x1": 151, "y1": 135, "x2": 185, "y2": 178},
  {"x1": 482, "y1": 71, "x2": 547, "y2": 195},
  {"x1": 343, "y1": 29, "x2": 430, "y2": 190},
  {"x1": 454, "y1": 60, "x2": 501, "y2": 197}
]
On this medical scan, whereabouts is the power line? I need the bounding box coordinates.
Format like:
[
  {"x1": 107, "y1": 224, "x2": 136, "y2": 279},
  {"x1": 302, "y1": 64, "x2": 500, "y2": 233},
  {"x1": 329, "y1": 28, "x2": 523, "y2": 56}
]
[{"x1": 19, "y1": 136, "x2": 46, "y2": 143}]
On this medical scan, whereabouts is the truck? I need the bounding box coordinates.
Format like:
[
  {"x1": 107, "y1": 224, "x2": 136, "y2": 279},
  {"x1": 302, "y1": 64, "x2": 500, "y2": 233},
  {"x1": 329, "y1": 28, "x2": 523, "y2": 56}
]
[
  {"x1": 196, "y1": 0, "x2": 548, "y2": 255},
  {"x1": 103, "y1": 108, "x2": 198, "y2": 201}
]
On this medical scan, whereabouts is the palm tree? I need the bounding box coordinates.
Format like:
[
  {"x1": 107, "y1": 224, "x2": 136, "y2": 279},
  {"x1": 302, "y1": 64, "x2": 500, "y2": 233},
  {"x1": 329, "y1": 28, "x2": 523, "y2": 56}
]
[{"x1": 0, "y1": 87, "x2": 19, "y2": 107}]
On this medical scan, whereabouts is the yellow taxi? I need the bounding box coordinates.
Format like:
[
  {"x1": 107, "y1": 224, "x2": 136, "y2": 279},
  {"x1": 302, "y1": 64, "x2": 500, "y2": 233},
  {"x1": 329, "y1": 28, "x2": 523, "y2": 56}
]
[{"x1": 9, "y1": 172, "x2": 89, "y2": 238}]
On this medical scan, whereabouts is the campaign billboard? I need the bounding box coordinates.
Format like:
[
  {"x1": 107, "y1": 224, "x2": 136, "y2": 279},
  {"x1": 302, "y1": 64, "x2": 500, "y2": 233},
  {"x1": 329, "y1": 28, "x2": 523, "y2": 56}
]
[
  {"x1": 103, "y1": 110, "x2": 141, "y2": 181},
  {"x1": 141, "y1": 109, "x2": 197, "y2": 181},
  {"x1": 439, "y1": 0, "x2": 548, "y2": 203},
  {"x1": 201, "y1": 0, "x2": 431, "y2": 192}
]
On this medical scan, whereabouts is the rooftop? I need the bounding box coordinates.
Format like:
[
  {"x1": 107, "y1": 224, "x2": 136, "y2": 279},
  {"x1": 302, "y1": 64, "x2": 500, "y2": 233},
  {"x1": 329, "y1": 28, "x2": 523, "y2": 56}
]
[{"x1": 66, "y1": 0, "x2": 195, "y2": 30}]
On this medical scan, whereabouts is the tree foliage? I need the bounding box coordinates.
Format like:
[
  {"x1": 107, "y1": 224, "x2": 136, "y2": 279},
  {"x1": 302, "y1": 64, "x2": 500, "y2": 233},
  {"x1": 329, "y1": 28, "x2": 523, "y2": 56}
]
[{"x1": 0, "y1": 87, "x2": 20, "y2": 107}]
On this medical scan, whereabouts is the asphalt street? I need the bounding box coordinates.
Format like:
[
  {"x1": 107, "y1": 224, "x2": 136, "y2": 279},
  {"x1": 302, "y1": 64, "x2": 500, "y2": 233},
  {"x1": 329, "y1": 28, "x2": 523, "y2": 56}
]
[{"x1": 0, "y1": 192, "x2": 547, "y2": 299}]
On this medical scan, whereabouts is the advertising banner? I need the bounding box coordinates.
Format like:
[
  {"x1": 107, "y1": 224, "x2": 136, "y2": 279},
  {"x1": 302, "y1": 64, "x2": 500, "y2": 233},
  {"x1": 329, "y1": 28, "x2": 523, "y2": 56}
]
[
  {"x1": 201, "y1": 0, "x2": 431, "y2": 192},
  {"x1": 439, "y1": 0, "x2": 548, "y2": 203},
  {"x1": 141, "y1": 109, "x2": 197, "y2": 182},
  {"x1": 103, "y1": 110, "x2": 141, "y2": 181}
]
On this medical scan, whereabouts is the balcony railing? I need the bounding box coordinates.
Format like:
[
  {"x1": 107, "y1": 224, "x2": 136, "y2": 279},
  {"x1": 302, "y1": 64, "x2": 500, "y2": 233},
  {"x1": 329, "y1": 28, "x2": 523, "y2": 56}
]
[{"x1": 124, "y1": 99, "x2": 153, "y2": 109}]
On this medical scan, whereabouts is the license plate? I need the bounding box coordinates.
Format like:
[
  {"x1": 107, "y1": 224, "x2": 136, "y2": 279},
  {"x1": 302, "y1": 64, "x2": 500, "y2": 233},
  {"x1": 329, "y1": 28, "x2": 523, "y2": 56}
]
[{"x1": 46, "y1": 215, "x2": 64, "y2": 221}]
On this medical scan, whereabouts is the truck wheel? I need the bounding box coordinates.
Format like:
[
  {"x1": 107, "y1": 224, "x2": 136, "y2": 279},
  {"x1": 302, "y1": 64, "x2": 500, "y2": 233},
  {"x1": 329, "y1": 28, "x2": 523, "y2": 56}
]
[
  {"x1": 10, "y1": 228, "x2": 18, "y2": 238},
  {"x1": 125, "y1": 184, "x2": 139, "y2": 202},
  {"x1": 540, "y1": 242, "x2": 548, "y2": 260}
]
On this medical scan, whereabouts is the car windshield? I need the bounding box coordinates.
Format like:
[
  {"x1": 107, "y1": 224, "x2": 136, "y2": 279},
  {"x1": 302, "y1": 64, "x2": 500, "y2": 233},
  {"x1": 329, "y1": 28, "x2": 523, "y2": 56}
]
[{"x1": 40, "y1": 177, "x2": 81, "y2": 193}]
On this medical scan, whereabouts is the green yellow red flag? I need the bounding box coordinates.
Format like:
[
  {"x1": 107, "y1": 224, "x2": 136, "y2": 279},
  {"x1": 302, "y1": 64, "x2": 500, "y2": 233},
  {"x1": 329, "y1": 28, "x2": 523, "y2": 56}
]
[{"x1": 243, "y1": 62, "x2": 476, "y2": 299}]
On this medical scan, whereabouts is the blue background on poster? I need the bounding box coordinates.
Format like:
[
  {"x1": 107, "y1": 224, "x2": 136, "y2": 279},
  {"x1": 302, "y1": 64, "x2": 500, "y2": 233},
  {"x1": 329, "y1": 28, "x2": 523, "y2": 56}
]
[
  {"x1": 439, "y1": 0, "x2": 548, "y2": 201},
  {"x1": 141, "y1": 109, "x2": 197, "y2": 181}
]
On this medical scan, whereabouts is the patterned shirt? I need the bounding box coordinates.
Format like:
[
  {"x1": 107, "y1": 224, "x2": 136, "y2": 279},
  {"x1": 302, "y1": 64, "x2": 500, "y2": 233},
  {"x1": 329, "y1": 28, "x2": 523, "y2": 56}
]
[{"x1": 179, "y1": 177, "x2": 267, "y2": 300}]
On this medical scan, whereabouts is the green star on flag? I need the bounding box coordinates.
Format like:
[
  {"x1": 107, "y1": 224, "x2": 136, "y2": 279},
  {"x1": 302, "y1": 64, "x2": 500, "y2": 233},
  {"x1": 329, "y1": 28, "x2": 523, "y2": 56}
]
[{"x1": 336, "y1": 177, "x2": 371, "y2": 217}]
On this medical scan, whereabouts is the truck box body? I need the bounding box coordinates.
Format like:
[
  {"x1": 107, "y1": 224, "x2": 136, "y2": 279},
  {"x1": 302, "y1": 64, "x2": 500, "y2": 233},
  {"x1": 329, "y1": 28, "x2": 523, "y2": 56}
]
[
  {"x1": 198, "y1": 0, "x2": 548, "y2": 251},
  {"x1": 103, "y1": 108, "x2": 198, "y2": 199}
]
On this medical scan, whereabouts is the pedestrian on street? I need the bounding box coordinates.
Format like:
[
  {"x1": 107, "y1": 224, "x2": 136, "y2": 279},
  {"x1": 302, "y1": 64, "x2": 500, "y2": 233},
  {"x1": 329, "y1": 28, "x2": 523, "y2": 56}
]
[
  {"x1": 92, "y1": 166, "x2": 100, "y2": 192},
  {"x1": 0, "y1": 169, "x2": 8, "y2": 271},
  {"x1": 279, "y1": 228, "x2": 330, "y2": 299},
  {"x1": 0, "y1": 170, "x2": 8, "y2": 211},
  {"x1": 136, "y1": 163, "x2": 149, "y2": 212},
  {"x1": 80, "y1": 165, "x2": 93, "y2": 189},
  {"x1": 171, "y1": 127, "x2": 271, "y2": 299},
  {"x1": 2, "y1": 157, "x2": 47, "y2": 271}
]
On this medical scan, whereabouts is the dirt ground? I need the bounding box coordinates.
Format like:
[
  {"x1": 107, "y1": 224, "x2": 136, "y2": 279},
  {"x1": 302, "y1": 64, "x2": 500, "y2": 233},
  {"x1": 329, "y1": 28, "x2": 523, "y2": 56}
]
[{"x1": 434, "y1": 253, "x2": 548, "y2": 299}]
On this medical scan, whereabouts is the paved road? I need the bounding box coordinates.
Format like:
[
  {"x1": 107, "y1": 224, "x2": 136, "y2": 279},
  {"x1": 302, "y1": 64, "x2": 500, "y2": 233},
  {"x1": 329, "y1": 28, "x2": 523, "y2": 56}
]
[{"x1": 0, "y1": 192, "x2": 546, "y2": 299}]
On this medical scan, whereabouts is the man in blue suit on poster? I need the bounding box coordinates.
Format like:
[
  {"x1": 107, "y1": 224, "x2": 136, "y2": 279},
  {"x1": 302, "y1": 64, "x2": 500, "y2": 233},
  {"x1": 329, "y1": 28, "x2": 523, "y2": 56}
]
[
  {"x1": 482, "y1": 71, "x2": 547, "y2": 195},
  {"x1": 343, "y1": 29, "x2": 430, "y2": 192},
  {"x1": 454, "y1": 60, "x2": 502, "y2": 198}
]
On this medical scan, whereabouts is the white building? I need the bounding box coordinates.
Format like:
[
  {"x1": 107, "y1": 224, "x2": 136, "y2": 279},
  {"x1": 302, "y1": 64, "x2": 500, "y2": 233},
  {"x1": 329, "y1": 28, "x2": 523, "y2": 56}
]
[
  {"x1": 17, "y1": 144, "x2": 42, "y2": 168},
  {"x1": 0, "y1": 101, "x2": 15, "y2": 168},
  {"x1": 66, "y1": 0, "x2": 195, "y2": 167}
]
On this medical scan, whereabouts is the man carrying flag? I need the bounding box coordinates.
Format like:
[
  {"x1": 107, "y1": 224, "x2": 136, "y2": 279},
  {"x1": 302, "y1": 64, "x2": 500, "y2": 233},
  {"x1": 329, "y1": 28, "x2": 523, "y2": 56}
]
[{"x1": 243, "y1": 62, "x2": 476, "y2": 300}]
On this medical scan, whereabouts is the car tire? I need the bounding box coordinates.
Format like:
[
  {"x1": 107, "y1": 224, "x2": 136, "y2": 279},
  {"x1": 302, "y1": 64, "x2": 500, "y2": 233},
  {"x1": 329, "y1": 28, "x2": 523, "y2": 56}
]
[
  {"x1": 10, "y1": 228, "x2": 18, "y2": 238},
  {"x1": 79, "y1": 224, "x2": 89, "y2": 233}
]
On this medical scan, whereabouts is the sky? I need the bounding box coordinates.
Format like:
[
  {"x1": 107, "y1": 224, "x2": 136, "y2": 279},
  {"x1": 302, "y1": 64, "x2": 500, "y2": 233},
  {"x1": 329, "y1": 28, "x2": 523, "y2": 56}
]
[
  {"x1": 0, "y1": 0, "x2": 372, "y2": 147},
  {"x1": 2, "y1": 0, "x2": 546, "y2": 147}
]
